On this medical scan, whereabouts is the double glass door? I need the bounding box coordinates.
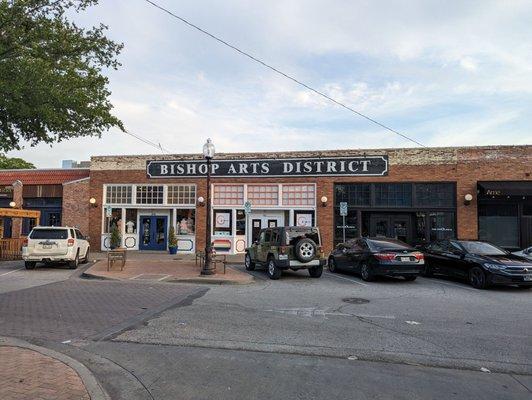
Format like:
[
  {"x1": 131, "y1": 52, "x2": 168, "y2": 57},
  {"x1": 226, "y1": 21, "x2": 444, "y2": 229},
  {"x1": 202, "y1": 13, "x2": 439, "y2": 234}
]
[
  {"x1": 139, "y1": 216, "x2": 167, "y2": 251},
  {"x1": 369, "y1": 213, "x2": 412, "y2": 243},
  {"x1": 249, "y1": 214, "x2": 284, "y2": 244}
]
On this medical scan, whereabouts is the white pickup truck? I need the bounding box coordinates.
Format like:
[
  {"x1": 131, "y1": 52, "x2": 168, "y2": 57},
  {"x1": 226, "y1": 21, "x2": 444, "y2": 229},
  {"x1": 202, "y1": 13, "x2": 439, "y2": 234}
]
[{"x1": 22, "y1": 226, "x2": 90, "y2": 269}]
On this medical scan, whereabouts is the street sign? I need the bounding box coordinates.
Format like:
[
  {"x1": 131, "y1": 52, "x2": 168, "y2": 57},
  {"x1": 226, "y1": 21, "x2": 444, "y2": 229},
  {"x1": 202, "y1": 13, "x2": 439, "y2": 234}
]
[
  {"x1": 244, "y1": 201, "x2": 252, "y2": 214},
  {"x1": 339, "y1": 202, "x2": 348, "y2": 216}
]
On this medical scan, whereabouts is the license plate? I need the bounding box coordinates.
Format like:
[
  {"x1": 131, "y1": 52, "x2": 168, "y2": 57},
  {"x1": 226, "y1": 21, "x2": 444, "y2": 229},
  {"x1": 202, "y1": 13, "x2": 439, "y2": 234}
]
[
  {"x1": 400, "y1": 257, "x2": 410, "y2": 262},
  {"x1": 524, "y1": 276, "x2": 532, "y2": 281},
  {"x1": 43, "y1": 244, "x2": 52, "y2": 249}
]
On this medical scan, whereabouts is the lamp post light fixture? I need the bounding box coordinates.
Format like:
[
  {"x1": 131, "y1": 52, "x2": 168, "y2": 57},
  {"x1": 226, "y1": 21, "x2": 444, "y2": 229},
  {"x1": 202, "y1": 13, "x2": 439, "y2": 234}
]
[{"x1": 201, "y1": 138, "x2": 216, "y2": 276}]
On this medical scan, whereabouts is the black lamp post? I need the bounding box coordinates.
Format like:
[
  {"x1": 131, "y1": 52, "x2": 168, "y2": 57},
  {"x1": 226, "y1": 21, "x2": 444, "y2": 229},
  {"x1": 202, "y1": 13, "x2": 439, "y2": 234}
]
[{"x1": 201, "y1": 138, "x2": 216, "y2": 275}]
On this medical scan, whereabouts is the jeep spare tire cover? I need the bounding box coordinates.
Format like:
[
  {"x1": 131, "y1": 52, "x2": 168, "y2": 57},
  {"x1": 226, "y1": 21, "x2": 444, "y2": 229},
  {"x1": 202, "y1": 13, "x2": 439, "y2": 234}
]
[{"x1": 294, "y1": 238, "x2": 317, "y2": 263}]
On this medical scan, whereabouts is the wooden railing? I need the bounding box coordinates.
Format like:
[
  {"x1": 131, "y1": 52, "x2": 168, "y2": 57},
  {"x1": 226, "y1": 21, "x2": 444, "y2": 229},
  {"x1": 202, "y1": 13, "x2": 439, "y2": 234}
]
[{"x1": 0, "y1": 238, "x2": 26, "y2": 260}]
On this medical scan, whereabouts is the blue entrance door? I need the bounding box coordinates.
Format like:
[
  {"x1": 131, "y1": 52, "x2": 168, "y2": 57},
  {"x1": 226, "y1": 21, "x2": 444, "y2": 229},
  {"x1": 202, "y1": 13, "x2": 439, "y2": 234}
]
[{"x1": 139, "y1": 216, "x2": 168, "y2": 251}]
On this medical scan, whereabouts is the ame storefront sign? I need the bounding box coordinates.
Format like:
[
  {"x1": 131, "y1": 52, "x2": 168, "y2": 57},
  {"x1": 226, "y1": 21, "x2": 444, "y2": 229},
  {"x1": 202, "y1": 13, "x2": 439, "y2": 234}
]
[{"x1": 147, "y1": 156, "x2": 388, "y2": 178}]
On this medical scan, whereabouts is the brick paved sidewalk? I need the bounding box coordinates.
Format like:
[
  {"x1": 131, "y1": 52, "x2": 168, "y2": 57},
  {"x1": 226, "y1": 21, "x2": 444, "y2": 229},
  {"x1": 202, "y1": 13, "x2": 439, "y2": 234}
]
[{"x1": 0, "y1": 346, "x2": 90, "y2": 400}]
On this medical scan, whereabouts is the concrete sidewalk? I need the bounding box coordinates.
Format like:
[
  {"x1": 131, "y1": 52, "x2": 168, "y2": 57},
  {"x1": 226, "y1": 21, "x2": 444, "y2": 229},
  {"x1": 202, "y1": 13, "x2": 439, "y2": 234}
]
[
  {"x1": 0, "y1": 337, "x2": 107, "y2": 400},
  {"x1": 84, "y1": 257, "x2": 253, "y2": 285}
]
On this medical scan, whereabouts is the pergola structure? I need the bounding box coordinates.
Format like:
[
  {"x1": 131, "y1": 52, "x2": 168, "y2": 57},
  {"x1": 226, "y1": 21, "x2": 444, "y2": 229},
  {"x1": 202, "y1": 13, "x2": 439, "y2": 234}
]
[{"x1": 0, "y1": 208, "x2": 41, "y2": 260}]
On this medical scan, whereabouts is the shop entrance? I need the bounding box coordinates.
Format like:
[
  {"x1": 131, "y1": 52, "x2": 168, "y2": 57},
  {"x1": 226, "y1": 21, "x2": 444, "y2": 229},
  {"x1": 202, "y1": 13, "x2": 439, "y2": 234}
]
[
  {"x1": 369, "y1": 213, "x2": 412, "y2": 243},
  {"x1": 139, "y1": 215, "x2": 167, "y2": 251},
  {"x1": 249, "y1": 212, "x2": 284, "y2": 244}
]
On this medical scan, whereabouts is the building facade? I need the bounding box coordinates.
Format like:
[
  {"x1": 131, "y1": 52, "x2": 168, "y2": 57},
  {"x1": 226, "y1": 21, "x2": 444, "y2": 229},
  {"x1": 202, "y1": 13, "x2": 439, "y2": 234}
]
[
  {"x1": 0, "y1": 169, "x2": 90, "y2": 238},
  {"x1": 88, "y1": 145, "x2": 531, "y2": 254}
]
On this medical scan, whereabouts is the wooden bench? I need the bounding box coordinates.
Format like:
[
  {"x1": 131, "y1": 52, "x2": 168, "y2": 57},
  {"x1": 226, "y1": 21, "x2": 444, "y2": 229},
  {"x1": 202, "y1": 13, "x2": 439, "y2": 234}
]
[{"x1": 107, "y1": 248, "x2": 127, "y2": 271}]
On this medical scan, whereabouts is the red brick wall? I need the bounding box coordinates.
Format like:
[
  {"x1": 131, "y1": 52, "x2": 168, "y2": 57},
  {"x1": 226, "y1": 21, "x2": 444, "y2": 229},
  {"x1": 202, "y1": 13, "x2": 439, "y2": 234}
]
[
  {"x1": 62, "y1": 178, "x2": 90, "y2": 235},
  {"x1": 88, "y1": 146, "x2": 532, "y2": 253}
]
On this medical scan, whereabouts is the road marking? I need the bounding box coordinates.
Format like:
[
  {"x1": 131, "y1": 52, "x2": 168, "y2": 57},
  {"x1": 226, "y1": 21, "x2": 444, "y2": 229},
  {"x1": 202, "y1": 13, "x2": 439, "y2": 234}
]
[
  {"x1": 0, "y1": 267, "x2": 24, "y2": 277},
  {"x1": 420, "y1": 277, "x2": 478, "y2": 292},
  {"x1": 157, "y1": 274, "x2": 172, "y2": 281},
  {"x1": 129, "y1": 274, "x2": 145, "y2": 280},
  {"x1": 266, "y1": 308, "x2": 395, "y2": 319},
  {"x1": 405, "y1": 320, "x2": 421, "y2": 325},
  {"x1": 324, "y1": 271, "x2": 369, "y2": 286}
]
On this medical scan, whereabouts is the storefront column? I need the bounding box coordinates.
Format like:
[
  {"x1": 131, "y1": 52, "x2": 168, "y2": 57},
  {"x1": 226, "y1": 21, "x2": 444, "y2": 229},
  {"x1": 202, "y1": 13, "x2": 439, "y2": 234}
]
[
  {"x1": 195, "y1": 179, "x2": 208, "y2": 252},
  {"x1": 317, "y1": 179, "x2": 334, "y2": 254},
  {"x1": 456, "y1": 178, "x2": 478, "y2": 240},
  {"x1": 11, "y1": 180, "x2": 23, "y2": 238}
]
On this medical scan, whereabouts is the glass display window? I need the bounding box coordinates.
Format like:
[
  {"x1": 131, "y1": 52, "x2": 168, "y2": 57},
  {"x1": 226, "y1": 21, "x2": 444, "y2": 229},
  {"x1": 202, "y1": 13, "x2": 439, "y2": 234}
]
[{"x1": 175, "y1": 209, "x2": 196, "y2": 235}]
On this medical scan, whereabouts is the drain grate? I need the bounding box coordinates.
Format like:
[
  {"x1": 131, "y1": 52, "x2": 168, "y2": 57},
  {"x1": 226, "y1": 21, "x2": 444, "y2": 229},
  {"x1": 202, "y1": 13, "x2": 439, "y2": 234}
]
[{"x1": 342, "y1": 297, "x2": 369, "y2": 304}]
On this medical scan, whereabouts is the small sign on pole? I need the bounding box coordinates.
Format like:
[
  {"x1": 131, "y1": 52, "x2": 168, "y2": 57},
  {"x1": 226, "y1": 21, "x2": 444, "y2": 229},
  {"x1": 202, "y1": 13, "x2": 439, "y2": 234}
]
[{"x1": 339, "y1": 202, "x2": 348, "y2": 243}]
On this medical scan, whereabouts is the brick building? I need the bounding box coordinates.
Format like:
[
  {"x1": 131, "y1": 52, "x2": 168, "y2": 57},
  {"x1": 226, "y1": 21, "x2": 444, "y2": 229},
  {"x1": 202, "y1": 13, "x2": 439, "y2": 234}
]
[
  {"x1": 0, "y1": 169, "x2": 90, "y2": 238},
  {"x1": 88, "y1": 145, "x2": 531, "y2": 254}
]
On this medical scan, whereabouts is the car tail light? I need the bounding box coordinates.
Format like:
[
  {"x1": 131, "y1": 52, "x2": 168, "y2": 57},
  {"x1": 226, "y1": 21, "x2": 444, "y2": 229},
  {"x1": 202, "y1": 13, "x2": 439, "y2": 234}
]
[
  {"x1": 22, "y1": 238, "x2": 28, "y2": 247},
  {"x1": 413, "y1": 252, "x2": 424, "y2": 261},
  {"x1": 279, "y1": 246, "x2": 289, "y2": 255},
  {"x1": 67, "y1": 238, "x2": 75, "y2": 247},
  {"x1": 374, "y1": 253, "x2": 396, "y2": 261}
]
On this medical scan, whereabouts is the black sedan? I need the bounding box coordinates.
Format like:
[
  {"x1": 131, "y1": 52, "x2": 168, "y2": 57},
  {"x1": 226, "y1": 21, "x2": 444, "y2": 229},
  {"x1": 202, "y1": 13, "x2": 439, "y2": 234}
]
[
  {"x1": 328, "y1": 237, "x2": 425, "y2": 282},
  {"x1": 422, "y1": 240, "x2": 532, "y2": 289}
]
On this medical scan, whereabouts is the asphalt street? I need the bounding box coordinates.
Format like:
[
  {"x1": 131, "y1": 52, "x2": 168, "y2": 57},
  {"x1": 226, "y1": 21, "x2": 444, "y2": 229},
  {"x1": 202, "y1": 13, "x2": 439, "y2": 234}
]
[{"x1": 0, "y1": 260, "x2": 531, "y2": 399}]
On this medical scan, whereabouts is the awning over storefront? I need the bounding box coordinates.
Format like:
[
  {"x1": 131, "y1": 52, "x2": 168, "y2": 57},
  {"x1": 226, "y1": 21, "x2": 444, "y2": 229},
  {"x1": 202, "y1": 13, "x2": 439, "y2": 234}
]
[{"x1": 478, "y1": 181, "x2": 532, "y2": 197}]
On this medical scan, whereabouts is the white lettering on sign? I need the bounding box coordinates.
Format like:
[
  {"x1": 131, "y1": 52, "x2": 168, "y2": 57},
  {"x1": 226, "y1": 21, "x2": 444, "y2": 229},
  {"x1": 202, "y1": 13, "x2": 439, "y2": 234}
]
[
  {"x1": 160, "y1": 165, "x2": 168, "y2": 175},
  {"x1": 283, "y1": 162, "x2": 294, "y2": 174}
]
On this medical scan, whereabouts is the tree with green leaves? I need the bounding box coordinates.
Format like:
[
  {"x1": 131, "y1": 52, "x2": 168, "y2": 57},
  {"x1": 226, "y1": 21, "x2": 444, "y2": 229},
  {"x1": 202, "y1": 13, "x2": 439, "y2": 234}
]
[
  {"x1": 0, "y1": 153, "x2": 35, "y2": 169},
  {"x1": 0, "y1": 0, "x2": 125, "y2": 152}
]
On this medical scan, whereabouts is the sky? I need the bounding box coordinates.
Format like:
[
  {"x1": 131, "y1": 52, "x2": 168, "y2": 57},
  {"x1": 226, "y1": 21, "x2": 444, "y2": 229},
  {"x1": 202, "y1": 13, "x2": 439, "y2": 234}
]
[{"x1": 8, "y1": 0, "x2": 532, "y2": 167}]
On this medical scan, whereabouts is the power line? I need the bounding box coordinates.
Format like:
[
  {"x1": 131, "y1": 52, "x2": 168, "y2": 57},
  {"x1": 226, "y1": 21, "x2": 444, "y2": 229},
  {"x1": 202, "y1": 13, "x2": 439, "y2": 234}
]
[
  {"x1": 123, "y1": 130, "x2": 170, "y2": 153},
  {"x1": 143, "y1": 0, "x2": 425, "y2": 147}
]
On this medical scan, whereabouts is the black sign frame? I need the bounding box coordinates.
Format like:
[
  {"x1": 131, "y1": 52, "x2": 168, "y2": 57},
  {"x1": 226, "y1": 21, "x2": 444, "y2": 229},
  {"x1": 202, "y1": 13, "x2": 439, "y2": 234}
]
[{"x1": 146, "y1": 156, "x2": 388, "y2": 178}]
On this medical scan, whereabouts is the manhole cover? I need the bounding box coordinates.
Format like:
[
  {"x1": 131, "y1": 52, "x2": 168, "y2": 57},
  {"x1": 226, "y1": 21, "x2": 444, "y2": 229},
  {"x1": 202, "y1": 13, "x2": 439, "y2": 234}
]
[{"x1": 342, "y1": 297, "x2": 369, "y2": 304}]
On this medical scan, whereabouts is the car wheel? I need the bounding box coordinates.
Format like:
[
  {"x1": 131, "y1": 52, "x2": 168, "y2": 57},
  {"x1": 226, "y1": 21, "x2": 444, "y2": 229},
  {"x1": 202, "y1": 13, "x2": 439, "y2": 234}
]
[
  {"x1": 308, "y1": 265, "x2": 323, "y2": 278},
  {"x1": 469, "y1": 267, "x2": 488, "y2": 289},
  {"x1": 328, "y1": 257, "x2": 337, "y2": 273},
  {"x1": 403, "y1": 275, "x2": 417, "y2": 281},
  {"x1": 245, "y1": 252, "x2": 255, "y2": 271},
  {"x1": 267, "y1": 258, "x2": 281, "y2": 280},
  {"x1": 360, "y1": 263, "x2": 375, "y2": 282},
  {"x1": 24, "y1": 261, "x2": 36, "y2": 270},
  {"x1": 82, "y1": 248, "x2": 90, "y2": 264},
  {"x1": 294, "y1": 238, "x2": 317, "y2": 263},
  {"x1": 68, "y1": 251, "x2": 79, "y2": 269}
]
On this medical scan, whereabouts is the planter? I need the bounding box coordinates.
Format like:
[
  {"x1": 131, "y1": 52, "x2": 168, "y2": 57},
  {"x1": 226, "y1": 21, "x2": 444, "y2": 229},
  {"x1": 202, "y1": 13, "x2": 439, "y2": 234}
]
[{"x1": 169, "y1": 246, "x2": 178, "y2": 255}]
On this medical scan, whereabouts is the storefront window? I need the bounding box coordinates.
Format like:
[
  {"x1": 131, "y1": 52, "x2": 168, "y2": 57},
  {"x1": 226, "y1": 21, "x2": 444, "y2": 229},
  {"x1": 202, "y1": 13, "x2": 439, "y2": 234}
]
[
  {"x1": 176, "y1": 209, "x2": 195, "y2": 235},
  {"x1": 106, "y1": 185, "x2": 132, "y2": 204},
  {"x1": 247, "y1": 185, "x2": 279, "y2": 206},
  {"x1": 294, "y1": 211, "x2": 315, "y2": 227},
  {"x1": 415, "y1": 183, "x2": 455, "y2": 208},
  {"x1": 236, "y1": 210, "x2": 246, "y2": 235},
  {"x1": 374, "y1": 183, "x2": 412, "y2": 207},
  {"x1": 415, "y1": 212, "x2": 427, "y2": 245},
  {"x1": 213, "y1": 185, "x2": 244, "y2": 205},
  {"x1": 429, "y1": 212, "x2": 455, "y2": 241},
  {"x1": 104, "y1": 208, "x2": 122, "y2": 233},
  {"x1": 167, "y1": 185, "x2": 196, "y2": 205},
  {"x1": 334, "y1": 207, "x2": 358, "y2": 244},
  {"x1": 125, "y1": 209, "x2": 137, "y2": 234},
  {"x1": 213, "y1": 209, "x2": 232, "y2": 236},
  {"x1": 335, "y1": 184, "x2": 370, "y2": 207},
  {"x1": 282, "y1": 185, "x2": 315, "y2": 206},
  {"x1": 136, "y1": 185, "x2": 164, "y2": 204},
  {"x1": 479, "y1": 204, "x2": 519, "y2": 248}
]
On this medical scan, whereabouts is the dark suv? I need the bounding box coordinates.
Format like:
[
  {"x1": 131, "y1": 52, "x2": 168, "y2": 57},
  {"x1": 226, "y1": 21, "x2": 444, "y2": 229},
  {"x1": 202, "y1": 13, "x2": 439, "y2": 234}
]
[{"x1": 245, "y1": 227, "x2": 326, "y2": 280}]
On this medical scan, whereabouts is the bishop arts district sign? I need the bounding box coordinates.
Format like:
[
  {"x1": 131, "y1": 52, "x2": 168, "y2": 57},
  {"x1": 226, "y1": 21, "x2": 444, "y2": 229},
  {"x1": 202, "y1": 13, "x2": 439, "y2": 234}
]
[{"x1": 146, "y1": 156, "x2": 388, "y2": 178}]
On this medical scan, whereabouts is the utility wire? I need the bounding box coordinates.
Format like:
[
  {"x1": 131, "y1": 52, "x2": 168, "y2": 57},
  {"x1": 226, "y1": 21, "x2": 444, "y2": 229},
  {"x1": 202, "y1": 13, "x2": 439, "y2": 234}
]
[
  {"x1": 143, "y1": 0, "x2": 425, "y2": 147},
  {"x1": 123, "y1": 130, "x2": 171, "y2": 153}
]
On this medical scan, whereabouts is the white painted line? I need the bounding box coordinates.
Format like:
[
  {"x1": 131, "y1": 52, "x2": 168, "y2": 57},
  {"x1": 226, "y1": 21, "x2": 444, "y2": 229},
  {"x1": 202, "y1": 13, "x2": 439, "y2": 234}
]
[
  {"x1": 157, "y1": 274, "x2": 172, "y2": 281},
  {"x1": 421, "y1": 277, "x2": 478, "y2": 292},
  {"x1": 405, "y1": 320, "x2": 421, "y2": 325},
  {"x1": 353, "y1": 314, "x2": 396, "y2": 320},
  {"x1": 129, "y1": 274, "x2": 145, "y2": 280},
  {"x1": 324, "y1": 271, "x2": 369, "y2": 287},
  {"x1": 0, "y1": 267, "x2": 24, "y2": 277}
]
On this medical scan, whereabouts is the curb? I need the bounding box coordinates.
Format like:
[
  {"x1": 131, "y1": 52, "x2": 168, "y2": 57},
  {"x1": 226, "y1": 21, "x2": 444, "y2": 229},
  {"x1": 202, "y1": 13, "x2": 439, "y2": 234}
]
[
  {"x1": 0, "y1": 336, "x2": 109, "y2": 400},
  {"x1": 165, "y1": 276, "x2": 253, "y2": 285}
]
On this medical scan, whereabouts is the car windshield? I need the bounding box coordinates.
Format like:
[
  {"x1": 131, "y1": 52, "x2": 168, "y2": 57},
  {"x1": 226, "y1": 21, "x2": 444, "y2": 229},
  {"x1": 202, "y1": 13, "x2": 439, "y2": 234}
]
[
  {"x1": 285, "y1": 228, "x2": 320, "y2": 246},
  {"x1": 30, "y1": 229, "x2": 68, "y2": 240},
  {"x1": 367, "y1": 239, "x2": 413, "y2": 252},
  {"x1": 458, "y1": 241, "x2": 507, "y2": 255}
]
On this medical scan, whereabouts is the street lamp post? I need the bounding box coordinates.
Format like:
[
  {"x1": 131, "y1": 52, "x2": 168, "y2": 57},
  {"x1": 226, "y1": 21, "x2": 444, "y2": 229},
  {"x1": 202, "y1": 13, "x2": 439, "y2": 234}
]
[{"x1": 201, "y1": 138, "x2": 216, "y2": 275}]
